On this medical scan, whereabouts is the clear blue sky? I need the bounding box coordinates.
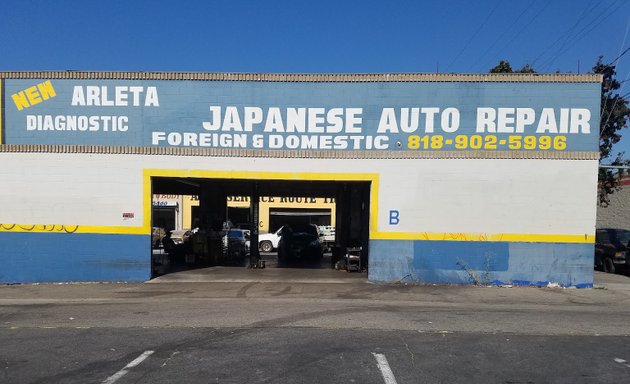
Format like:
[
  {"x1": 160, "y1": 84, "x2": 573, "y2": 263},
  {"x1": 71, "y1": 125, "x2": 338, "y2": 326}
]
[{"x1": 2, "y1": 0, "x2": 630, "y2": 157}]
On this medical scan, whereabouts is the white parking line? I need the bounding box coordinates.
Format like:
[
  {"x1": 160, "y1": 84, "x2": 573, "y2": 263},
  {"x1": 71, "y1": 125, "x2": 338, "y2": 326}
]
[
  {"x1": 614, "y1": 357, "x2": 630, "y2": 368},
  {"x1": 102, "y1": 350, "x2": 154, "y2": 384},
  {"x1": 372, "y1": 352, "x2": 399, "y2": 384}
]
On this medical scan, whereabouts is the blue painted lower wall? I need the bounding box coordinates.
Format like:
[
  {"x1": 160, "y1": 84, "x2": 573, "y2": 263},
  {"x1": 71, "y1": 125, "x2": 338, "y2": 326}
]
[
  {"x1": 0, "y1": 233, "x2": 594, "y2": 287},
  {"x1": 0, "y1": 232, "x2": 150, "y2": 283},
  {"x1": 368, "y1": 240, "x2": 594, "y2": 288}
]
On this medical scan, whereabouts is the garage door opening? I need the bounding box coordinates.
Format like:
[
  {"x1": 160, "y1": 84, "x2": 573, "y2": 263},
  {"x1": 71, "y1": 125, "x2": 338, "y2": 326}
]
[{"x1": 150, "y1": 177, "x2": 370, "y2": 279}]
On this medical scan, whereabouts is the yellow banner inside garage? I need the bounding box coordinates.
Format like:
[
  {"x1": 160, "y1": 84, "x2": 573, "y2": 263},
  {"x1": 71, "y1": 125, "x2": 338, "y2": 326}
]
[{"x1": 152, "y1": 194, "x2": 336, "y2": 233}]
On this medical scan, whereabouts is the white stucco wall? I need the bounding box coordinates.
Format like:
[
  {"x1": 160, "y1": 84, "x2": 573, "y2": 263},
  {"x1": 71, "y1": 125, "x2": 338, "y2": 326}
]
[{"x1": 0, "y1": 152, "x2": 599, "y2": 237}]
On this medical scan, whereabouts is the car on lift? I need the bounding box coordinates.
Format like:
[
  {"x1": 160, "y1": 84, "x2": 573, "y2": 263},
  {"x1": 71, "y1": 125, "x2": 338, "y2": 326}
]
[
  {"x1": 258, "y1": 226, "x2": 283, "y2": 252},
  {"x1": 277, "y1": 224, "x2": 324, "y2": 262},
  {"x1": 595, "y1": 228, "x2": 630, "y2": 274}
]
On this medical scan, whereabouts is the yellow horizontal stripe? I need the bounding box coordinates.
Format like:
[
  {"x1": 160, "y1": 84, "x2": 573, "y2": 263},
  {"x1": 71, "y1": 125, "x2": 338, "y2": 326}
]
[
  {"x1": 0, "y1": 224, "x2": 148, "y2": 235},
  {"x1": 370, "y1": 231, "x2": 595, "y2": 244},
  {"x1": 146, "y1": 169, "x2": 380, "y2": 181},
  {"x1": 0, "y1": 224, "x2": 594, "y2": 244},
  {"x1": 143, "y1": 168, "x2": 382, "y2": 237}
]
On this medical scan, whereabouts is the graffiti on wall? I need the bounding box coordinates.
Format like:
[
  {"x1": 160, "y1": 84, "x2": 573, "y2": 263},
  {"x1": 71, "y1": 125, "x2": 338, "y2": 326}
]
[
  {"x1": 418, "y1": 232, "x2": 504, "y2": 242},
  {"x1": 0, "y1": 224, "x2": 79, "y2": 233}
]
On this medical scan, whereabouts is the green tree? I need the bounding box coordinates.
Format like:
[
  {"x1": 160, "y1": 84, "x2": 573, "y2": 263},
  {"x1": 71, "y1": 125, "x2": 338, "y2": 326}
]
[
  {"x1": 490, "y1": 60, "x2": 513, "y2": 73},
  {"x1": 593, "y1": 57, "x2": 630, "y2": 206},
  {"x1": 516, "y1": 64, "x2": 536, "y2": 73},
  {"x1": 489, "y1": 59, "x2": 630, "y2": 206},
  {"x1": 489, "y1": 60, "x2": 535, "y2": 73}
]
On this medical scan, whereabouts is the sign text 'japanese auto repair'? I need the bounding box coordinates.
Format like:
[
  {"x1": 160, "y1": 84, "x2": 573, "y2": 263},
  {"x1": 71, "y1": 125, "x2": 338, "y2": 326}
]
[{"x1": 4, "y1": 79, "x2": 600, "y2": 152}]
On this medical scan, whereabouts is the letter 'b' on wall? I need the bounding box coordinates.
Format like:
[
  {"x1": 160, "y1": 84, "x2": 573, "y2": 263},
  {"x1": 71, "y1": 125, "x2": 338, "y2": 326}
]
[{"x1": 389, "y1": 210, "x2": 400, "y2": 225}]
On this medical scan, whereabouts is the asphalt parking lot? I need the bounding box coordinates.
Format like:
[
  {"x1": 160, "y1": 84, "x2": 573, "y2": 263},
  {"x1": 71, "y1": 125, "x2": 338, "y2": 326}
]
[
  {"x1": 1, "y1": 271, "x2": 630, "y2": 383},
  {"x1": 3, "y1": 327, "x2": 630, "y2": 384}
]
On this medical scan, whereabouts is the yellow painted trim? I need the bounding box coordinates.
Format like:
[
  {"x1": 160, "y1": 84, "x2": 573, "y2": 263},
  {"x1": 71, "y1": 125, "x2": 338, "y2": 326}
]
[
  {"x1": 369, "y1": 231, "x2": 595, "y2": 244},
  {"x1": 147, "y1": 168, "x2": 379, "y2": 181},
  {"x1": 370, "y1": 175, "x2": 379, "y2": 235},
  {"x1": 0, "y1": 224, "x2": 147, "y2": 235},
  {"x1": 0, "y1": 168, "x2": 596, "y2": 244},
  {"x1": 143, "y1": 169, "x2": 152, "y2": 233},
  {"x1": 143, "y1": 168, "x2": 380, "y2": 237}
]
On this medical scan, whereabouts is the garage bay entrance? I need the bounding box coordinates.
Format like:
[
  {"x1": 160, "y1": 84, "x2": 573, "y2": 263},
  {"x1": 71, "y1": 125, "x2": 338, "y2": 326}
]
[{"x1": 150, "y1": 177, "x2": 371, "y2": 279}]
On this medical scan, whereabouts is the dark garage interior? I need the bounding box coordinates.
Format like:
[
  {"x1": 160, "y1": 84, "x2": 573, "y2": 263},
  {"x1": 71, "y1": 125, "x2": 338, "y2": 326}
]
[{"x1": 150, "y1": 177, "x2": 371, "y2": 278}]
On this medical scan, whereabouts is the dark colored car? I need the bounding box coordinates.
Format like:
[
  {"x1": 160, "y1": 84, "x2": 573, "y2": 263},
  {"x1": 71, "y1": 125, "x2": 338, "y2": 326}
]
[
  {"x1": 277, "y1": 224, "x2": 323, "y2": 262},
  {"x1": 595, "y1": 228, "x2": 630, "y2": 274},
  {"x1": 162, "y1": 229, "x2": 194, "y2": 264},
  {"x1": 223, "y1": 229, "x2": 248, "y2": 261}
]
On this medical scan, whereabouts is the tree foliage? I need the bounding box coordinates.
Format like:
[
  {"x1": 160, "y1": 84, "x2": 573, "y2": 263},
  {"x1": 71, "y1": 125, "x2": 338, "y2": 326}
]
[
  {"x1": 489, "y1": 60, "x2": 535, "y2": 73},
  {"x1": 490, "y1": 60, "x2": 513, "y2": 73},
  {"x1": 594, "y1": 57, "x2": 630, "y2": 206},
  {"x1": 489, "y1": 59, "x2": 630, "y2": 206},
  {"x1": 594, "y1": 57, "x2": 629, "y2": 159}
]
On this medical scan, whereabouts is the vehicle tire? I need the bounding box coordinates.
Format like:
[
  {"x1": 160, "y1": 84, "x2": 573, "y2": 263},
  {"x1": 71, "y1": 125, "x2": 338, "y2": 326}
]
[
  {"x1": 603, "y1": 257, "x2": 616, "y2": 274},
  {"x1": 594, "y1": 257, "x2": 602, "y2": 271},
  {"x1": 260, "y1": 241, "x2": 273, "y2": 253}
]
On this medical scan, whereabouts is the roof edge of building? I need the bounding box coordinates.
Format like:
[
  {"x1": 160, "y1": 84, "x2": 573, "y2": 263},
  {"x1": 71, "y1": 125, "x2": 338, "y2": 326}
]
[
  {"x1": 0, "y1": 144, "x2": 601, "y2": 160},
  {"x1": 0, "y1": 71, "x2": 602, "y2": 83}
]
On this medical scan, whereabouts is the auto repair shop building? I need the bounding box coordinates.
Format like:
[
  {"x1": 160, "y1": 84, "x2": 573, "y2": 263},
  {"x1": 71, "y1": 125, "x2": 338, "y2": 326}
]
[{"x1": 0, "y1": 71, "x2": 601, "y2": 287}]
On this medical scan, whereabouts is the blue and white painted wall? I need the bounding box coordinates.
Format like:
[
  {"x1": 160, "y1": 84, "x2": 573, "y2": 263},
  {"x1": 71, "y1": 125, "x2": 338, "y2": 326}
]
[{"x1": 0, "y1": 72, "x2": 601, "y2": 286}]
